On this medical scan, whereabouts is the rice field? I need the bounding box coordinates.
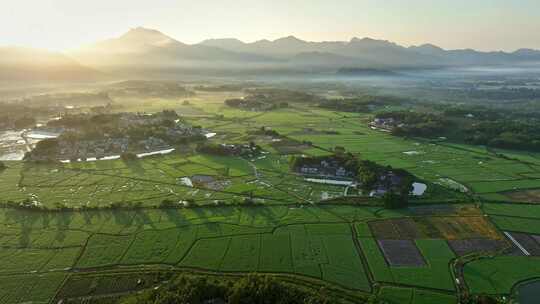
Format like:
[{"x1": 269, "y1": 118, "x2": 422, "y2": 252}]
[{"x1": 3, "y1": 105, "x2": 540, "y2": 302}]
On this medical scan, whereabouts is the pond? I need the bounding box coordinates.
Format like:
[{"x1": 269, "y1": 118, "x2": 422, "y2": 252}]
[
  {"x1": 516, "y1": 279, "x2": 540, "y2": 304},
  {"x1": 412, "y1": 182, "x2": 427, "y2": 196}
]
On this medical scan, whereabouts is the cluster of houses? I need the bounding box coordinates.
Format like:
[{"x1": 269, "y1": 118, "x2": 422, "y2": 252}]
[
  {"x1": 61, "y1": 137, "x2": 126, "y2": 159},
  {"x1": 26, "y1": 111, "x2": 207, "y2": 161},
  {"x1": 198, "y1": 143, "x2": 262, "y2": 158},
  {"x1": 118, "y1": 112, "x2": 203, "y2": 138},
  {"x1": 369, "y1": 117, "x2": 404, "y2": 132},
  {"x1": 118, "y1": 112, "x2": 174, "y2": 128},
  {"x1": 294, "y1": 155, "x2": 411, "y2": 198},
  {"x1": 368, "y1": 170, "x2": 404, "y2": 197},
  {"x1": 296, "y1": 158, "x2": 355, "y2": 179},
  {"x1": 223, "y1": 143, "x2": 260, "y2": 156},
  {"x1": 46, "y1": 136, "x2": 172, "y2": 161}
]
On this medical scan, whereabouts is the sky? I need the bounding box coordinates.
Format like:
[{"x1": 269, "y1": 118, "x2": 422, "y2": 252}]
[{"x1": 2, "y1": 0, "x2": 539, "y2": 52}]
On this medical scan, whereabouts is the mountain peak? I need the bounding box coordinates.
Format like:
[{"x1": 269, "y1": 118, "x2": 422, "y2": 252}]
[
  {"x1": 514, "y1": 48, "x2": 540, "y2": 55},
  {"x1": 199, "y1": 38, "x2": 246, "y2": 48},
  {"x1": 348, "y1": 37, "x2": 402, "y2": 50},
  {"x1": 119, "y1": 27, "x2": 180, "y2": 46},
  {"x1": 350, "y1": 37, "x2": 378, "y2": 43},
  {"x1": 409, "y1": 43, "x2": 445, "y2": 54},
  {"x1": 126, "y1": 26, "x2": 162, "y2": 35},
  {"x1": 418, "y1": 43, "x2": 443, "y2": 50},
  {"x1": 274, "y1": 35, "x2": 306, "y2": 44}
]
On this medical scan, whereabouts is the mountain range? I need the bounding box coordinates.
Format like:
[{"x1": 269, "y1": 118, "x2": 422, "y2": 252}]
[{"x1": 2, "y1": 27, "x2": 540, "y2": 82}]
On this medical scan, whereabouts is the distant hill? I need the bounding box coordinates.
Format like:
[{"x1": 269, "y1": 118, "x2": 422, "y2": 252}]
[
  {"x1": 69, "y1": 27, "x2": 276, "y2": 74},
  {"x1": 337, "y1": 68, "x2": 400, "y2": 77},
  {"x1": 199, "y1": 35, "x2": 540, "y2": 69},
  {"x1": 201, "y1": 36, "x2": 346, "y2": 58},
  {"x1": 0, "y1": 47, "x2": 103, "y2": 82},
  {"x1": 2, "y1": 27, "x2": 540, "y2": 82}
]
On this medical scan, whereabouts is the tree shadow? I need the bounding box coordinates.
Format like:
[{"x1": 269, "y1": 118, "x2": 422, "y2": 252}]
[
  {"x1": 111, "y1": 209, "x2": 135, "y2": 228},
  {"x1": 123, "y1": 159, "x2": 145, "y2": 176},
  {"x1": 5, "y1": 209, "x2": 41, "y2": 248},
  {"x1": 163, "y1": 208, "x2": 187, "y2": 227},
  {"x1": 54, "y1": 211, "x2": 74, "y2": 244}
]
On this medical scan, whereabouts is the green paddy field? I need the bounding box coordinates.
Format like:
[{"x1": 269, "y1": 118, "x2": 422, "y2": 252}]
[{"x1": 1, "y1": 99, "x2": 540, "y2": 303}]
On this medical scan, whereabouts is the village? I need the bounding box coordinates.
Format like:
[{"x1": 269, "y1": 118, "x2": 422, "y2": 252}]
[
  {"x1": 291, "y1": 152, "x2": 418, "y2": 197},
  {"x1": 196, "y1": 141, "x2": 263, "y2": 158},
  {"x1": 24, "y1": 110, "x2": 208, "y2": 162},
  {"x1": 368, "y1": 117, "x2": 402, "y2": 132}
]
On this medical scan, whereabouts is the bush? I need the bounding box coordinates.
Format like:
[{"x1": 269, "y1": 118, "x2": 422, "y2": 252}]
[
  {"x1": 120, "y1": 152, "x2": 139, "y2": 162},
  {"x1": 118, "y1": 274, "x2": 341, "y2": 304},
  {"x1": 383, "y1": 191, "x2": 408, "y2": 209}
]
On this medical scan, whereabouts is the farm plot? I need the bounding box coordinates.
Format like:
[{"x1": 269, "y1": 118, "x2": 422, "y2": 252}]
[
  {"x1": 369, "y1": 216, "x2": 502, "y2": 241},
  {"x1": 377, "y1": 286, "x2": 457, "y2": 304},
  {"x1": 359, "y1": 233, "x2": 456, "y2": 291},
  {"x1": 56, "y1": 272, "x2": 161, "y2": 299},
  {"x1": 464, "y1": 256, "x2": 540, "y2": 295},
  {"x1": 120, "y1": 229, "x2": 183, "y2": 264},
  {"x1": 270, "y1": 138, "x2": 313, "y2": 155},
  {"x1": 322, "y1": 234, "x2": 371, "y2": 291},
  {"x1": 220, "y1": 234, "x2": 261, "y2": 272},
  {"x1": 378, "y1": 286, "x2": 412, "y2": 304},
  {"x1": 503, "y1": 189, "x2": 540, "y2": 203},
  {"x1": 483, "y1": 203, "x2": 540, "y2": 219},
  {"x1": 448, "y1": 239, "x2": 510, "y2": 256},
  {"x1": 258, "y1": 232, "x2": 293, "y2": 273},
  {"x1": 489, "y1": 216, "x2": 540, "y2": 235},
  {"x1": 468, "y1": 179, "x2": 540, "y2": 195},
  {"x1": 377, "y1": 240, "x2": 426, "y2": 267},
  {"x1": 76, "y1": 234, "x2": 133, "y2": 268},
  {"x1": 288, "y1": 115, "x2": 540, "y2": 198},
  {"x1": 504, "y1": 232, "x2": 540, "y2": 256},
  {"x1": 0, "y1": 273, "x2": 66, "y2": 304},
  {"x1": 0, "y1": 248, "x2": 60, "y2": 274},
  {"x1": 172, "y1": 222, "x2": 371, "y2": 291},
  {"x1": 369, "y1": 218, "x2": 421, "y2": 240},
  {"x1": 10, "y1": 152, "x2": 315, "y2": 208},
  {"x1": 390, "y1": 240, "x2": 456, "y2": 291},
  {"x1": 179, "y1": 237, "x2": 231, "y2": 270}
]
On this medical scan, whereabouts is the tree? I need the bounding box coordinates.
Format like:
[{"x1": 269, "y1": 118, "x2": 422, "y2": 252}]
[
  {"x1": 383, "y1": 191, "x2": 408, "y2": 209},
  {"x1": 0, "y1": 161, "x2": 5, "y2": 171},
  {"x1": 463, "y1": 295, "x2": 503, "y2": 304},
  {"x1": 357, "y1": 161, "x2": 379, "y2": 192},
  {"x1": 334, "y1": 146, "x2": 346, "y2": 156},
  {"x1": 120, "y1": 152, "x2": 138, "y2": 162},
  {"x1": 118, "y1": 274, "x2": 340, "y2": 304},
  {"x1": 159, "y1": 199, "x2": 176, "y2": 208}
]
